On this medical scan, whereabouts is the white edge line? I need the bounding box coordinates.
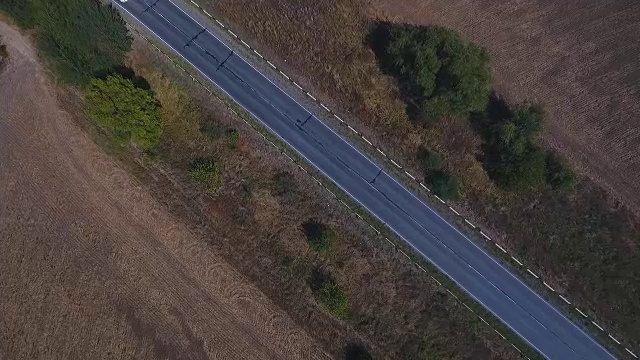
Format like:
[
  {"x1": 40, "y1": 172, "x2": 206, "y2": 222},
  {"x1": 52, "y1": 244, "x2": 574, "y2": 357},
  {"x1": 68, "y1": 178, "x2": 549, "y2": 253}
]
[
  {"x1": 526, "y1": 269, "x2": 539, "y2": 279},
  {"x1": 511, "y1": 256, "x2": 523, "y2": 266},
  {"x1": 559, "y1": 295, "x2": 571, "y2": 305},
  {"x1": 576, "y1": 308, "x2": 588, "y2": 318},
  {"x1": 449, "y1": 206, "x2": 461, "y2": 216},
  {"x1": 608, "y1": 334, "x2": 621, "y2": 345},
  {"x1": 480, "y1": 231, "x2": 491, "y2": 240},
  {"x1": 390, "y1": 159, "x2": 401, "y2": 168},
  {"x1": 626, "y1": 348, "x2": 638, "y2": 359},
  {"x1": 543, "y1": 282, "x2": 555, "y2": 292},
  {"x1": 405, "y1": 171, "x2": 416, "y2": 180},
  {"x1": 591, "y1": 321, "x2": 604, "y2": 332},
  {"x1": 464, "y1": 219, "x2": 476, "y2": 228},
  {"x1": 362, "y1": 137, "x2": 373, "y2": 146},
  {"x1": 495, "y1": 243, "x2": 507, "y2": 253}
]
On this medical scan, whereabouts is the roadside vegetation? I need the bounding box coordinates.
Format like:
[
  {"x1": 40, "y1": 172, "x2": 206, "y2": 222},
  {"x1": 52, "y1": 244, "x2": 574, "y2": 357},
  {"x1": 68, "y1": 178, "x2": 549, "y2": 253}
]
[
  {"x1": 374, "y1": 24, "x2": 491, "y2": 124},
  {"x1": 199, "y1": 0, "x2": 640, "y2": 353},
  {"x1": 189, "y1": 157, "x2": 222, "y2": 194},
  {"x1": 302, "y1": 220, "x2": 335, "y2": 253},
  {"x1": 86, "y1": 74, "x2": 161, "y2": 148},
  {"x1": 4, "y1": 0, "x2": 131, "y2": 84},
  {"x1": 310, "y1": 269, "x2": 348, "y2": 319}
]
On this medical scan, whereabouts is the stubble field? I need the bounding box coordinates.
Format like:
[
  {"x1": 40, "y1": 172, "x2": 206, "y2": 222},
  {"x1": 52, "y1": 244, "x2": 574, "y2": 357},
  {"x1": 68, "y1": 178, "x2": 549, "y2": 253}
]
[{"x1": 0, "y1": 20, "x2": 327, "y2": 360}]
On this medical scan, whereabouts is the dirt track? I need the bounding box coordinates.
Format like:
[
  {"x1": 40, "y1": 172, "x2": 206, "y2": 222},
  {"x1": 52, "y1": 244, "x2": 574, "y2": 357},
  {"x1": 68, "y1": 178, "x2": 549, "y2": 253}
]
[{"x1": 0, "y1": 21, "x2": 327, "y2": 360}]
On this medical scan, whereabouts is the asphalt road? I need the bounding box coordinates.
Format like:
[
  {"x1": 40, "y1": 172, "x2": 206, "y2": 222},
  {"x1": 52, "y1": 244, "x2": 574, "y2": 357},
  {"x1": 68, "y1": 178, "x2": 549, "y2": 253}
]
[{"x1": 113, "y1": 1, "x2": 615, "y2": 358}]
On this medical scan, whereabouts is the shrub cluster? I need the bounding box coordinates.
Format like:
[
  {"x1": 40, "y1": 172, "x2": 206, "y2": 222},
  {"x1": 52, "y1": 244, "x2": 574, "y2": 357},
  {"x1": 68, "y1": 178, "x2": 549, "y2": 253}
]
[
  {"x1": 480, "y1": 103, "x2": 576, "y2": 192},
  {"x1": 271, "y1": 171, "x2": 297, "y2": 196},
  {"x1": 383, "y1": 25, "x2": 491, "y2": 123},
  {"x1": 189, "y1": 157, "x2": 222, "y2": 194},
  {"x1": 310, "y1": 270, "x2": 348, "y2": 319},
  {"x1": 302, "y1": 220, "x2": 335, "y2": 253},
  {"x1": 417, "y1": 147, "x2": 460, "y2": 199}
]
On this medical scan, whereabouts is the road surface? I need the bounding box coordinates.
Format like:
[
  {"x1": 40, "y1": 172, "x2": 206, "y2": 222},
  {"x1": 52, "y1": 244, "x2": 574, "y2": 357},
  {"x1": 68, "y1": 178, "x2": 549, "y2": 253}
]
[{"x1": 112, "y1": 0, "x2": 615, "y2": 358}]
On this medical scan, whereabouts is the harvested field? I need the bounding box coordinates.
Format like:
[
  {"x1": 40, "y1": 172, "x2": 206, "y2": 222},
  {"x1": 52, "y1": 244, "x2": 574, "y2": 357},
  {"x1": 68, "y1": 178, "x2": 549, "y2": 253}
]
[
  {"x1": 0, "y1": 20, "x2": 327, "y2": 360},
  {"x1": 197, "y1": 0, "x2": 640, "y2": 353}
]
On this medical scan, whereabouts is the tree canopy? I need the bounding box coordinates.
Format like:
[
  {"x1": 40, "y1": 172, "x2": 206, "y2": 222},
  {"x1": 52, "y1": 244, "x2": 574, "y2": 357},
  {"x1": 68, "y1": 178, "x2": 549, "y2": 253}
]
[
  {"x1": 384, "y1": 25, "x2": 491, "y2": 122},
  {"x1": 483, "y1": 104, "x2": 548, "y2": 191},
  {"x1": 1, "y1": 0, "x2": 131, "y2": 84},
  {"x1": 86, "y1": 74, "x2": 161, "y2": 148}
]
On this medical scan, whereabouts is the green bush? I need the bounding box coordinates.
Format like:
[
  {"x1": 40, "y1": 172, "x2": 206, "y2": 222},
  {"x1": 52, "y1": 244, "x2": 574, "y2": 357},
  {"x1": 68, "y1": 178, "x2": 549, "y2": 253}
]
[
  {"x1": 0, "y1": 0, "x2": 35, "y2": 28},
  {"x1": 545, "y1": 152, "x2": 577, "y2": 193},
  {"x1": 483, "y1": 103, "x2": 548, "y2": 191},
  {"x1": 200, "y1": 124, "x2": 224, "y2": 139},
  {"x1": 1, "y1": 0, "x2": 131, "y2": 84},
  {"x1": 302, "y1": 220, "x2": 334, "y2": 253},
  {"x1": 224, "y1": 128, "x2": 239, "y2": 147},
  {"x1": 271, "y1": 171, "x2": 297, "y2": 196},
  {"x1": 427, "y1": 171, "x2": 460, "y2": 200},
  {"x1": 86, "y1": 74, "x2": 161, "y2": 148},
  {"x1": 310, "y1": 270, "x2": 348, "y2": 319},
  {"x1": 383, "y1": 25, "x2": 491, "y2": 122},
  {"x1": 417, "y1": 146, "x2": 445, "y2": 171},
  {"x1": 189, "y1": 157, "x2": 222, "y2": 194}
]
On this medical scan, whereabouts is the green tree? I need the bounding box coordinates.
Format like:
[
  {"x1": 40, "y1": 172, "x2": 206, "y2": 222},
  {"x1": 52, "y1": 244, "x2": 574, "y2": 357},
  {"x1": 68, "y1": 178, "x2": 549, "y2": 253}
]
[
  {"x1": 0, "y1": 0, "x2": 36, "y2": 28},
  {"x1": 86, "y1": 74, "x2": 161, "y2": 148},
  {"x1": 483, "y1": 104, "x2": 548, "y2": 191},
  {"x1": 302, "y1": 220, "x2": 334, "y2": 253},
  {"x1": 189, "y1": 157, "x2": 222, "y2": 194},
  {"x1": 545, "y1": 152, "x2": 577, "y2": 193},
  {"x1": 7, "y1": 0, "x2": 132, "y2": 84},
  {"x1": 384, "y1": 25, "x2": 491, "y2": 122}
]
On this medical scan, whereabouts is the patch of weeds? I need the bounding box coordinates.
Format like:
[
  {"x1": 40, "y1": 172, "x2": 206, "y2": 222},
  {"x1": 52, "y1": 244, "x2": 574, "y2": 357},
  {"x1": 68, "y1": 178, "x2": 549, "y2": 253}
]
[
  {"x1": 309, "y1": 268, "x2": 348, "y2": 319},
  {"x1": 200, "y1": 123, "x2": 224, "y2": 140},
  {"x1": 302, "y1": 220, "x2": 334, "y2": 253},
  {"x1": 224, "y1": 128, "x2": 239, "y2": 147},
  {"x1": 189, "y1": 157, "x2": 222, "y2": 194},
  {"x1": 271, "y1": 171, "x2": 297, "y2": 196}
]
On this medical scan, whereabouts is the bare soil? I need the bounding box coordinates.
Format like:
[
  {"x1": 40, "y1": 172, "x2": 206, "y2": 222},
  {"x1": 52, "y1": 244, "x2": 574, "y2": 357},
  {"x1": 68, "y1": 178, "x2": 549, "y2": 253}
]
[{"x1": 0, "y1": 20, "x2": 327, "y2": 360}]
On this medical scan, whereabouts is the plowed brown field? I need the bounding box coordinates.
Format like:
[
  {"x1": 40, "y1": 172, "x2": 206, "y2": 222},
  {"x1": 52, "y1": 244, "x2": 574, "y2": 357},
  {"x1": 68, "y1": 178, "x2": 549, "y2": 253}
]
[
  {"x1": 0, "y1": 20, "x2": 327, "y2": 360},
  {"x1": 370, "y1": 0, "x2": 640, "y2": 213}
]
